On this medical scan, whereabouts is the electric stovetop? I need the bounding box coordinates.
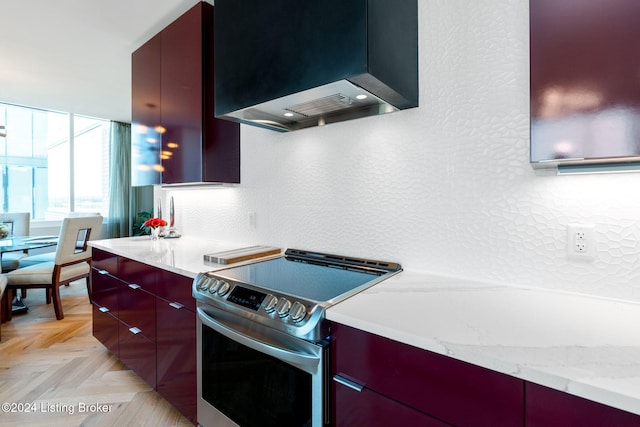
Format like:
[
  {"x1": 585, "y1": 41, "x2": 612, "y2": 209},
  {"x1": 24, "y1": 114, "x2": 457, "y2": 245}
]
[{"x1": 194, "y1": 248, "x2": 402, "y2": 341}]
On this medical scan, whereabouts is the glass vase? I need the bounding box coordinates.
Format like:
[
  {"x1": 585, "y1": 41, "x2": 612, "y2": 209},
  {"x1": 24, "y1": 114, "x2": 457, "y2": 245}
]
[{"x1": 150, "y1": 227, "x2": 160, "y2": 240}]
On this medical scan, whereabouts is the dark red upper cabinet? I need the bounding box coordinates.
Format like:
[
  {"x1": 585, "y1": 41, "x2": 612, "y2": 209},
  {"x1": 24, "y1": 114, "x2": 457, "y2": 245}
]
[
  {"x1": 530, "y1": 0, "x2": 640, "y2": 170},
  {"x1": 131, "y1": 34, "x2": 162, "y2": 186},
  {"x1": 131, "y1": 1, "x2": 240, "y2": 185}
]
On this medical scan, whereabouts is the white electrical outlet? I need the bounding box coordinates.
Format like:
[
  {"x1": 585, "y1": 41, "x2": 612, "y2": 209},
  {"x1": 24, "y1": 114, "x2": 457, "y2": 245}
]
[
  {"x1": 248, "y1": 211, "x2": 257, "y2": 229},
  {"x1": 567, "y1": 223, "x2": 594, "y2": 260}
]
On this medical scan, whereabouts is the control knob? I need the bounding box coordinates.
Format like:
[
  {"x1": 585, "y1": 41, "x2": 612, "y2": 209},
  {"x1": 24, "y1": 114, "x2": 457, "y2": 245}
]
[
  {"x1": 208, "y1": 279, "x2": 222, "y2": 294},
  {"x1": 289, "y1": 302, "x2": 307, "y2": 322},
  {"x1": 196, "y1": 275, "x2": 209, "y2": 291},
  {"x1": 217, "y1": 281, "x2": 231, "y2": 297},
  {"x1": 262, "y1": 294, "x2": 278, "y2": 313},
  {"x1": 275, "y1": 298, "x2": 291, "y2": 317}
]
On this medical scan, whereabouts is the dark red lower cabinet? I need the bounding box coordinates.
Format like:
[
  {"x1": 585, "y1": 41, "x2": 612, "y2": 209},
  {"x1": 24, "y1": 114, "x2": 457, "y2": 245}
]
[
  {"x1": 332, "y1": 375, "x2": 450, "y2": 426},
  {"x1": 91, "y1": 251, "x2": 197, "y2": 425},
  {"x1": 90, "y1": 269, "x2": 121, "y2": 311},
  {"x1": 526, "y1": 382, "x2": 640, "y2": 427},
  {"x1": 118, "y1": 284, "x2": 157, "y2": 341},
  {"x1": 331, "y1": 323, "x2": 524, "y2": 427},
  {"x1": 156, "y1": 298, "x2": 197, "y2": 424},
  {"x1": 118, "y1": 322, "x2": 156, "y2": 389},
  {"x1": 331, "y1": 323, "x2": 640, "y2": 427},
  {"x1": 92, "y1": 304, "x2": 119, "y2": 358}
]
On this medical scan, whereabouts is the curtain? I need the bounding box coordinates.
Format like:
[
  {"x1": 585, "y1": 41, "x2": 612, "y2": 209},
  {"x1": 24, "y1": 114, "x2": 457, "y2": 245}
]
[
  {"x1": 107, "y1": 121, "x2": 154, "y2": 238},
  {"x1": 106, "y1": 121, "x2": 132, "y2": 238}
]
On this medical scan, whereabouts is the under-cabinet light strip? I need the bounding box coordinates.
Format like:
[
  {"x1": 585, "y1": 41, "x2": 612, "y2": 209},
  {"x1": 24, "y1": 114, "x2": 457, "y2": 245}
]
[{"x1": 557, "y1": 162, "x2": 640, "y2": 175}]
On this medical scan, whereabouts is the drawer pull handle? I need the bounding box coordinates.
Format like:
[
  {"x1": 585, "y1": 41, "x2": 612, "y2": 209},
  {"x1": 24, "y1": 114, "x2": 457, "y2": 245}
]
[
  {"x1": 129, "y1": 327, "x2": 142, "y2": 335},
  {"x1": 98, "y1": 269, "x2": 109, "y2": 275},
  {"x1": 333, "y1": 375, "x2": 364, "y2": 392},
  {"x1": 128, "y1": 284, "x2": 141, "y2": 290},
  {"x1": 98, "y1": 307, "x2": 109, "y2": 313},
  {"x1": 169, "y1": 302, "x2": 184, "y2": 310}
]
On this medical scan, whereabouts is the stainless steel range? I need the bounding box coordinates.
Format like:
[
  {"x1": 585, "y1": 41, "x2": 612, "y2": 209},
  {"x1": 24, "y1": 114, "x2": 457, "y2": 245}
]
[{"x1": 193, "y1": 248, "x2": 401, "y2": 427}]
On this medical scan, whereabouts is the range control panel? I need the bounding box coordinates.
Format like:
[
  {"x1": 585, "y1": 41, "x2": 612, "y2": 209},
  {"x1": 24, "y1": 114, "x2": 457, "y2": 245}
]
[{"x1": 193, "y1": 272, "x2": 312, "y2": 325}]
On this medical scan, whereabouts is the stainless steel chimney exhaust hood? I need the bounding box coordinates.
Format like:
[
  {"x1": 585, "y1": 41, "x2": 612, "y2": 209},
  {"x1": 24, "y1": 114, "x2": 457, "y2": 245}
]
[{"x1": 213, "y1": 0, "x2": 418, "y2": 132}]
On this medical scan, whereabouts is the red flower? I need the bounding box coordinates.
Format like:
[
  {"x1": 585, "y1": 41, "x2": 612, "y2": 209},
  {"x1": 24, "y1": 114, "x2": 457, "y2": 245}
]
[{"x1": 143, "y1": 217, "x2": 167, "y2": 228}]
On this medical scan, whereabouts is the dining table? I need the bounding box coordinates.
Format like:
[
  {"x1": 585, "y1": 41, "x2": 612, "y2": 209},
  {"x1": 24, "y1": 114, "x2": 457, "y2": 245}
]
[{"x1": 0, "y1": 235, "x2": 58, "y2": 314}]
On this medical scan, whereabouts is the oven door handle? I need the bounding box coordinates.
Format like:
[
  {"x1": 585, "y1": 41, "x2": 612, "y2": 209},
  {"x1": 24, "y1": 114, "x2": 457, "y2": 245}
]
[{"x1": 197, "y1": 307, "x2": 320, "y2": 370}]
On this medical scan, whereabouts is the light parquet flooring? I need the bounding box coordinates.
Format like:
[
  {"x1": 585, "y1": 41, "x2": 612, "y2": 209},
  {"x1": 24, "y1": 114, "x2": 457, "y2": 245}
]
[{"x1": 0, "y1": 281, "x2": 193, "y2": 427}]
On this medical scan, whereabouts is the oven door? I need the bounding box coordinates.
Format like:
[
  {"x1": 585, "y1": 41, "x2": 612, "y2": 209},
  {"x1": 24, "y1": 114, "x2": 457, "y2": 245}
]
[{"x1": 196, "y1": 304, "x2": 327, "y2": 427}]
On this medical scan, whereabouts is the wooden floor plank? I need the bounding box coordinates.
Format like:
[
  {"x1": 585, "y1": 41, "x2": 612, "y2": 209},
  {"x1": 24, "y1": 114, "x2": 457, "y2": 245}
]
[{"x1": 0, "y1": 281, "x2": 193, "y2": 426}]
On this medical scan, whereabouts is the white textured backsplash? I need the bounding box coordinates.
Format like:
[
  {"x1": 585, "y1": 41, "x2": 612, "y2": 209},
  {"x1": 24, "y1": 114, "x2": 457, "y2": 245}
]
[{"x1": 161, "y1": 0, "x2": 640, "y2": 301}]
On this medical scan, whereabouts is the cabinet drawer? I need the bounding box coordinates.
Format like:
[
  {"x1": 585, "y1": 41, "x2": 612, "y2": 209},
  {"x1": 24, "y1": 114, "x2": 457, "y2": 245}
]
[
  {"x1": 119, "y1": 322, "x2": 157, "y2": 388},
  {"x1": 333, "y1": 375, "x2": 449, "y2": 427},
  {"x1": 526, "y1": 382, "x2": 639, "y2": 426},
  {"x1": 155, "y1": 269, "x2": 195, "y2": 311},
  {"x1": 156, "y1": 297, "x2": 197, "y2": 424},
  {"x1": 332, "y1": 323, "x2": 524, "y2": 427},
  {"x1": 92, "y1": 248, "x2": 118, "y2": 275},
  {"x1": 91, "y1": 268, "x2": 121, "y2": 312},
  {"x1": 92, "y1": 303, "x2": 119, "y2": 358},
  {"x1": 118, "y1": 284, "x2": 156, "y2": 341},
  {"x1": 119, "y1": 257, "x2": 158, "y2": 294}
]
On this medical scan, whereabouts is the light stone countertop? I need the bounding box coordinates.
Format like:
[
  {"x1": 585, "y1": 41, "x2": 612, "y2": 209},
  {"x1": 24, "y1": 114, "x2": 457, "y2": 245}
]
[
  {"x1": 326, "y1": 271, "x2": 640, "y2": 416},
  {"x1": 88, "y1": 237, "x2": 640, "y2": 416},
  {"x1": 88, "y1": 236, "x2": 267, "y2": 277}
]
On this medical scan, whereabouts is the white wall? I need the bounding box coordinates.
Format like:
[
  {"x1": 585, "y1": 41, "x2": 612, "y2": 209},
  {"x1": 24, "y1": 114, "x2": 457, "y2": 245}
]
[{"x1": 160, "y1": 0, "x2": 640, "y2": 301}]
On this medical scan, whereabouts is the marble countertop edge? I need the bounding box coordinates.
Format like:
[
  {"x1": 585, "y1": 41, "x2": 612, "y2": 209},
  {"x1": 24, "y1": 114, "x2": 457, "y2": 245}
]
[{"x1": 326, "y1": 270, "x2": 640, "y2": 416}]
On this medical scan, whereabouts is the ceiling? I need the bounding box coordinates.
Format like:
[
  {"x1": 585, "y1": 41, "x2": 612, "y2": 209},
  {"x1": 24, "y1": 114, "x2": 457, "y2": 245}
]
[{"x1": 0, "y1": 0, "x2": 212, "y2": 123}]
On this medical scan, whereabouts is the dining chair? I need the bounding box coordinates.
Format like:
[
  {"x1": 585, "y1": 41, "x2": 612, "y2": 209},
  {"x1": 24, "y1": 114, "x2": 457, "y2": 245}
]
[
  {"x1": 3, "y1": 215, "x2": 103, "y2": 320},
  {"x1": 17, "y1": 212, "x2": 102, "y2": 269},
  {"x1": 0, "y1": 212, "x2": 31, "y2": 272}
]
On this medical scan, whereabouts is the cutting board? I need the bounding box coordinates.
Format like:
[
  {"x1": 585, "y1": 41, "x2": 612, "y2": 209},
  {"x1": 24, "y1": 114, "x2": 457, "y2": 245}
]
[{"x1": 204, "y1": 245, "x2": 281, "y2": 265}]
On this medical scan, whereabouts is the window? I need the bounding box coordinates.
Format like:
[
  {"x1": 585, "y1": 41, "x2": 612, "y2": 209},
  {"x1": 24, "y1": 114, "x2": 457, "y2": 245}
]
[
  {"x1": 0, "y1": 102, "x2": 110, "y2": 220},
  {"x1": 73, "y1": 116, "x2": 111, "y2": 214}
]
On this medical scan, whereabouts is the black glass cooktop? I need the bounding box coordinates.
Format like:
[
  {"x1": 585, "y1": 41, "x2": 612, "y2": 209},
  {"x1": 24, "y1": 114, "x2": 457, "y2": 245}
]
[{"x1": 212, "y1": 249, "x2": 401, "y2": 302}]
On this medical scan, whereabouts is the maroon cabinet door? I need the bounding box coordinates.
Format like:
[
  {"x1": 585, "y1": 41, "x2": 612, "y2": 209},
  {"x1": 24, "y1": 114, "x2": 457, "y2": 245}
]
[
  {"x1": 90, "y1": 268, "x2": 121, "y2": 313},
  {"x1": 160, "y1": 2, "x2": 240, "y2": 184},
  {"x1": 530, "y1": 0, "x2": 640, "y2": 164},
  {"x1": 160, "y1": 2, "x2": 203, "y2": 184},
  {"x1": 131, "y1": 33, "x2": 162, "y2": 186},
  {"x1": 118, "y1": 284, "x2": 156, "y2": 342},
  {"x1": 333, "y1": 376, "x2": 450, "y2": 427},
  {"x1": 92, "y1": 304, "x2": 119, "y2": 357},
  {"x1": 92, "y1": 248, "x2": 118, "y2": 274},
  {"x1": 156, "y1": 298, "x2": 197, "y2": 424},
  {"x1": 117, "y1": 257, "x2": 159, "y2": 341},
  {"x1": 526, "y1": 382, "x2": 640, "y2": 427},
  {"x1": 201, "y1": 3, "x2": 240, "y2": 184},
  {"x1": 119, "y1": 257, "x2": 159, "y2": 295},
  {"x1": 155, "y1": 269, "x2": 196, "y2": 311},
  {"x1": 91, "y1": 253, "x2": 122, "y2": 357},
  {"x1": 118, "y1": 322, "x2": 157, "y2": 389},
  {"x1": 332, "y1": 323, "x2": 524, "y2": 427}
]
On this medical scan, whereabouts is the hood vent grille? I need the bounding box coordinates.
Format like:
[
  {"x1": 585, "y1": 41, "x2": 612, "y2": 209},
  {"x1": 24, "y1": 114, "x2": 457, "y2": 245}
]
[
  {"x1": 214, "y1": 0, "x2": 418, "y2": 132},
  {"x1": 286, "y1": 94, "x2": 354, "y2": 118}
]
